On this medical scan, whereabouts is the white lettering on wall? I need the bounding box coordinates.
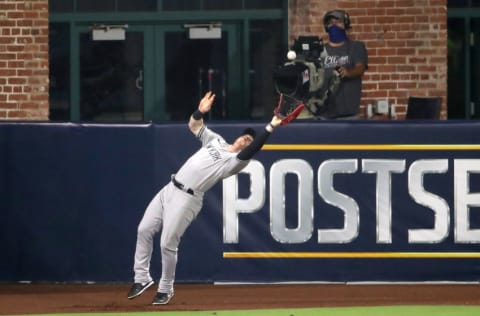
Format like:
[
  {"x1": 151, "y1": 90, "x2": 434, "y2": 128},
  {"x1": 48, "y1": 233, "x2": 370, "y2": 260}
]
[{"x1": 222, "y1": 158, "x2": 480, "y2": 244}]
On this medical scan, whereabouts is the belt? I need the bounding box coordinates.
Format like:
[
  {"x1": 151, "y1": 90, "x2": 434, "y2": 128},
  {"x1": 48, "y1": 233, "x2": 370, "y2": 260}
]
[{"x1": 171, "y1": 176, "x2": 194, "y2": 196}]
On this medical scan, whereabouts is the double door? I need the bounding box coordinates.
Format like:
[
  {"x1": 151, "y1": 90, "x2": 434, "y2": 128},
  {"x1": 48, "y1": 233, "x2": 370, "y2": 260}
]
[{"x1": 69, "y1": 24, "x2": 243, "y2": 121}]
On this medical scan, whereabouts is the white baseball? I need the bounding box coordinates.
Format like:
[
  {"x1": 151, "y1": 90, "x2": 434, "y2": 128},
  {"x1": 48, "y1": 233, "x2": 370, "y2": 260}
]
[{"x1": 287, "y1": 50, "x2": 296, "y2": 60}]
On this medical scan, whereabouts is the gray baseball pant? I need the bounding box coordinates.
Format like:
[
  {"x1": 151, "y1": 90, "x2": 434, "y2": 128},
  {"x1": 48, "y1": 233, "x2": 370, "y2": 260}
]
[{"x1": 133, "y1": 181, "x2": 203, "y2": 293}]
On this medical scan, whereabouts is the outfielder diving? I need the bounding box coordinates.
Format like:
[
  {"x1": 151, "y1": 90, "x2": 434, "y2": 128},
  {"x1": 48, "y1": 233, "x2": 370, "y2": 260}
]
[{"x1": 128, "y1": 91, "x2": 284, "y2": 305}]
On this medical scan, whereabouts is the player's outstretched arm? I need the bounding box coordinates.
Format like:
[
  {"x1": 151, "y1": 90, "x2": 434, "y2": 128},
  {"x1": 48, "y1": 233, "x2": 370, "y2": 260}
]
[
  {"x1": 189, "y1": 91, "x2": 215, "y2": 135},
  {"x1": 237, "y1": 114, "x2": 282, "y2": 161},
  {"x1": 269, "y1": 115, "x2": 282, "y2": 129}
]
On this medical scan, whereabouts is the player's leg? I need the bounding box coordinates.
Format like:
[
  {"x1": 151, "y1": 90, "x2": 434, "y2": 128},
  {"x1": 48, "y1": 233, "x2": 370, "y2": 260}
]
[
  {"x1": 128, "y1": 187, "x2": 166, "y2": 299},
  {"x1": 154, "y1": 186, "x2": 202, "y2": 304}
]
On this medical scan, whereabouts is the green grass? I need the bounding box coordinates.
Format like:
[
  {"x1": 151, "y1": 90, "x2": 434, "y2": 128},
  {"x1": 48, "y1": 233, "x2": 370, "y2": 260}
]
[{"x1": 26, "y1": 305, "x2": 480, "y2": 316}]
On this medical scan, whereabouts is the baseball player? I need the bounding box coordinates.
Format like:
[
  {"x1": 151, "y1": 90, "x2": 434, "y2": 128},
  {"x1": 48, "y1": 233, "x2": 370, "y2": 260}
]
[{"x1": 128, "y1": 91, "x2": 283, "y2": 305}]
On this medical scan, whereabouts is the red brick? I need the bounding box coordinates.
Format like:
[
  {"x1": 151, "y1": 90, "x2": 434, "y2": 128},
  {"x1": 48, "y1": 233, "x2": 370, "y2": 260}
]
[{"x1": 0, "y1": 0, "x2": 449, "y2": 121}]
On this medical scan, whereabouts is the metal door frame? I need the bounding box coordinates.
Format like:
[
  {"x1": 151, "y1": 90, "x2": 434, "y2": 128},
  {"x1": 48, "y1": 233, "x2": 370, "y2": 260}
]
[
  {"x1": 70, "y1": 24, "x2": 155, "y2": 121},
  {"x1": 153, "y1": 23, "x2": 243, "y2": 121},
  {"x1": 69, "y1": 23, "x2": 243, "y2": 121},
  {"x1": 448, "y1": 8, "x2": 480, "y2": 119}
]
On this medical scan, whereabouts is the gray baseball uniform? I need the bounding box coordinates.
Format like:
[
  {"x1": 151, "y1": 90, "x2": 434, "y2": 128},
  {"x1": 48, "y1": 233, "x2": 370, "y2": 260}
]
[{"x1": 133, "y1": 125, "x2": 255, "y2": 295}]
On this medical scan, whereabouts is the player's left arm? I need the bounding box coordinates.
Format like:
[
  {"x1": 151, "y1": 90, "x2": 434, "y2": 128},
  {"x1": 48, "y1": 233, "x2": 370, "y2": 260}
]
[
  {"x1": 189, "y1": 91, "x2": 216, "y2": 136},
  {"x1": 237, "y1": 115, "x2": 282, "y2": 161}
]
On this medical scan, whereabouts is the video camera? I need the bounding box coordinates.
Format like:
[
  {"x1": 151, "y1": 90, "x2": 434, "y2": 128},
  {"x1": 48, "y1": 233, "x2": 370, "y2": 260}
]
[{"x1": 273, "y1": 36, "x2": 340, "y2": 117}]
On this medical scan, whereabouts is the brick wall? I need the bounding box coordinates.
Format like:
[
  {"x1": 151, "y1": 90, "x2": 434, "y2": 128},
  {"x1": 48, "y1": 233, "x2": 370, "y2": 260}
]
[
  {"x1": 0, "y1": 0, "x2": 447, "y2": 121},
  {"x1": 289, "y1": 0, "x2": 448, "y2": 119},
  {"x1": 0, "y1": 0, "x2": 49, "y2": 120}
]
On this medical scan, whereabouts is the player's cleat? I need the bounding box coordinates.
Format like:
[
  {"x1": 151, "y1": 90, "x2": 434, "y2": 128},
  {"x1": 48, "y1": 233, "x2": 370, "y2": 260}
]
[
  {"x1": 127, "y1": 280, "x2": 154, "y2": 299},
  {"x1": 152, "y1": 291, "x2": 174, "y2": 305}
]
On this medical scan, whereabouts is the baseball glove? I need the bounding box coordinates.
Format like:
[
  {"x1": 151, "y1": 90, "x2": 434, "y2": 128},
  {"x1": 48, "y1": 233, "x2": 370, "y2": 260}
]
[{"x1": 274, "y1": 94, "x2": 305, "y2": 125}]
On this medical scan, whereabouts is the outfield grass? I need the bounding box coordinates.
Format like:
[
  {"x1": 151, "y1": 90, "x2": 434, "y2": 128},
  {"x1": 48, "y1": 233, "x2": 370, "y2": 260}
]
[{"x1": 29, "y1": 305, "x2": 480, "y2": 316}]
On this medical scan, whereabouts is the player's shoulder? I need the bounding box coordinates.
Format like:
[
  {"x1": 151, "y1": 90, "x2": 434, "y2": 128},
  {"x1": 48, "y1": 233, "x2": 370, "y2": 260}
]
[
  {"x1": 198, "y1": 125, "x2": 215, "y2": 138},
  {"x1": 199, "y1": 126, "x2": 226, "y2": 144},
  {"x1": 196, "y1": 125, "x2": 206, "y2": 139}
]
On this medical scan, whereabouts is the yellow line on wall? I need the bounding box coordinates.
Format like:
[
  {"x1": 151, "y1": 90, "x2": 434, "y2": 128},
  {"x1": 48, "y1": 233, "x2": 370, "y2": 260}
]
[
  {"x1": 262, "y1": 144, "x2": 480, "y2": 151},
  {"x1": 223, "y1": 252, "x2": 480, "y2": 259}
]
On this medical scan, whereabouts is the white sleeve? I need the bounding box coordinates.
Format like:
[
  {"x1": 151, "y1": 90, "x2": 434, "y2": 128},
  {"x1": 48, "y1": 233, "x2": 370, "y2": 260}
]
[{"x1": 197, "y1": 126, "x2": 224, "y2": 146}]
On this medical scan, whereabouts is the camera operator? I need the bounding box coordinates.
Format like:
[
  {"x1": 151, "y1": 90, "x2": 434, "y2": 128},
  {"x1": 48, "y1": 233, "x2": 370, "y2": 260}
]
[{"x1": 317, "y1": 9, "x2": 368, "y2": 119}]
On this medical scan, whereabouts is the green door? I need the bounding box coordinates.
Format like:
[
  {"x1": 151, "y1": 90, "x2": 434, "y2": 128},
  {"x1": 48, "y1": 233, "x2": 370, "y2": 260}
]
[
  {"x1": 154, "y1": 24, "x2": 244, "y2": 121},
  {"x1": 469, "y1": 18, "x2": 480, "y2": 119},
  {"x1": 71, "y1": 23, "x2": 243, "y2": 122},
  {"x1": 448, "y1": 14, "x2": 480, "y2": 119},
  {"x1": 70, "y1": 24, "x2": 153, "y2": 122}
]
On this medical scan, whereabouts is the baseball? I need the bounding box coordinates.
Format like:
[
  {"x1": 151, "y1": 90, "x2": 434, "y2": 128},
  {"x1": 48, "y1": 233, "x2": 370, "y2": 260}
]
[{"x1": 287, "y1": 50, "x2": 296, "y2": 60}]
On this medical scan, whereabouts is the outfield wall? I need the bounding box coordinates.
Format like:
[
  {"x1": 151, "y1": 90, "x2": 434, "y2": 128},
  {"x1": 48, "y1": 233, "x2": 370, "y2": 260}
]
[{"x1": 1, "y1": 121, "x2": 480, "y2": 283}]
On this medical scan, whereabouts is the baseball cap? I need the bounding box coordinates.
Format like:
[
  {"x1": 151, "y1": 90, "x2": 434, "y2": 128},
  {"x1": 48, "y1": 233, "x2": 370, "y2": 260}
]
[
  {"x1": 324, "y1": 10, "x2": 345, "y2": 21},
  {"x1": 241, "y1": 127, "x2": 256, "y2": 139},
  {"x1": 323, "y1": 10, "x2": 351, "y2": 29}
]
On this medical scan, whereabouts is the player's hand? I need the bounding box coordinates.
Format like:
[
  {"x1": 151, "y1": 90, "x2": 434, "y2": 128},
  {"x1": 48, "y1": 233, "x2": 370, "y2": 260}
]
[
  {"x1": 198, "y1": 91, "x2": 215, "y2": 113},
  {"x1": 270, "y1": 115, "x2": 283, "y2": 127}
]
